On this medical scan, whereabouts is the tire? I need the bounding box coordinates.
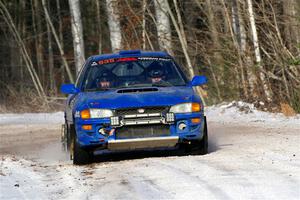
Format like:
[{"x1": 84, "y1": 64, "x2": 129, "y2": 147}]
[
  {"x1": 71, "y1": 131, "x2": 93, "y2": 165},
  {"x1": 184, "y1": 116, "x2": 208, "y2": 155},
  {"x1": 196, "y1": 116, "x2": 208, "y2": 155}
]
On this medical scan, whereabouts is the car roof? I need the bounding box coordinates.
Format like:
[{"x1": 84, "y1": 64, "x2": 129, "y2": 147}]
[{"x1": 89, "y1": 50, "x2": 172, "y2": 61}]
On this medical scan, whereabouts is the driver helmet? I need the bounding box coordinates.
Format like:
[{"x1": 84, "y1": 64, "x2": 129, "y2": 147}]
[
  {"x1": 147, "y1": 61, "x2": 165, "y2": 83},
  {"x1": 96, "y1": 69, "x2": 113, "y2": 88}
]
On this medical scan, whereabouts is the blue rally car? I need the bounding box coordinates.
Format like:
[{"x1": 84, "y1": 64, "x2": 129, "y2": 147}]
[{"x1": 61, "y1": 50, "x2": 208, "y2": 164}]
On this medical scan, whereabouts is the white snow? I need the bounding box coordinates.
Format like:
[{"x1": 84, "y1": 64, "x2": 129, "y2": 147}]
[
  {"x1": 0, "y1": 112, "x2": 64, "y2": 125},
  {"x1": 205, "y1": 101, "x2": 300, "y2": 127},
  {"x1": 0, "y1": 101, "x2": 299, "y2": 199}
]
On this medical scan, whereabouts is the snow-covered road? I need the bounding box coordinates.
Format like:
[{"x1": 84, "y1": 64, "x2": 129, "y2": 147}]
[{"x1": 1, "y1": 102, "x2": 300, "y2": 199}]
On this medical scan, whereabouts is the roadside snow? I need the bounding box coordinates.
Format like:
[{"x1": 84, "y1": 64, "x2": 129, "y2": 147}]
[{"x1": 205, "y1": 101, "x2": 300, "y2": 127}]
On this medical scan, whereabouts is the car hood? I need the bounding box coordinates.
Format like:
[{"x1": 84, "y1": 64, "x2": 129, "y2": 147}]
[{"x1": 76, "y1": 86, "x2": 198, "y2": 110}]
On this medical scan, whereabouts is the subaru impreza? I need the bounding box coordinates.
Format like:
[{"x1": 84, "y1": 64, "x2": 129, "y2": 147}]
[{"x1": 61, "y1": 50, "x2": 208, "y2": 164}]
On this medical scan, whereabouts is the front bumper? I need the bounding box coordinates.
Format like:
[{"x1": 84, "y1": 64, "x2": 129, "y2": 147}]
[{"x1": 74, "y1": 112, "x2": 205, "y2": 150}]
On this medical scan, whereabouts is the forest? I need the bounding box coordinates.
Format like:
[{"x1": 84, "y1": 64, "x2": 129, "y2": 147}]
[{"x1": 0, "y1": 0, "x2": 299, "y2": 113}]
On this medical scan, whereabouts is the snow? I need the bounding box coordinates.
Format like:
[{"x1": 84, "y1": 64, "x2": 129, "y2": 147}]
[
  {"x1": 205, "y1": 101, "x2": 300, "y2": 127},
  {"x1": 0, "y1": 101, "x2": 299, "y2": 199},
  {"x1": 0, "y1": 112, "x2": 64, "y2": 125}
]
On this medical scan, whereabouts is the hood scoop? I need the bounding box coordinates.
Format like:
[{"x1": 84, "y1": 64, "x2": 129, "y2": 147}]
[{"x1": 117, "y1": 87, "x2": 158, "y2": 93}]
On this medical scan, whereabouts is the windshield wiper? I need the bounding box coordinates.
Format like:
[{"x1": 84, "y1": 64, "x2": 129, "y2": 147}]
[
  {"x1": 116, "y1": 84, "x2": 152, "y2": 89},
  {"x1": 84, "y1": 88, "x2": 110, "y2": 92},
  {"x1": 152, "y1": 81, "x2": 173, "y2": 87}
]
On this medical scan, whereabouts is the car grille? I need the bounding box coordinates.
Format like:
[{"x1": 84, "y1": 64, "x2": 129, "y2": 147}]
[
  {"x1": 116, "y1": 124, "x2": 170, "y2": 139},
  {"x1": 115, "y1": 106, "x2": 169, "y2": 116}
]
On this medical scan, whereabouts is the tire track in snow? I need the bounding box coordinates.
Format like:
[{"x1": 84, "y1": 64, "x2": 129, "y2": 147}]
[
  {"x1": 77, "y1": 160, "x2": 172, "y2": 199},
  {"x1": 149, "y1": 158, "x2": 233, "y2": 199}
]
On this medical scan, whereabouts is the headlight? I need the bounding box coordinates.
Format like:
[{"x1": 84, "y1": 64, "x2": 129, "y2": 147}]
[
  {"x1": 169, "y1": 103, "x2": 201, "y2": 113},
  {"x1": 81, "y1": 109, "x2": 113, "y2": 119}
]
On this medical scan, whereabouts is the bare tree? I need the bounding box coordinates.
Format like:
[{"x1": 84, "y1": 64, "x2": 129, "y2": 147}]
[
  {"x1": 235, "y1": 0, "x2": 257, "y2": 96},
  {"x1": 68, "y1": 0, "x2": 85, "y2": 74},
  {"x1": 42, "y1": 0, "x2": 74, "y2": 83},
  {"x1": 197, "y1": 0, "x2": 222, "y2": 100},
  {"x1": 165, "y1": 0, "x2": 206, "y2": 104},
  {"x1": 247, "y1": 0, "x2": 272, "y2": 102},
  {"x1": 105, "y1": 0, "x2": 122, "y2": 52},
  {"x1": 0, "y1": 0, "x2": 46, "y2": 100}
]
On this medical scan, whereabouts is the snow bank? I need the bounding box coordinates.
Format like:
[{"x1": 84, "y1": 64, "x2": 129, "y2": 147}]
[
  {"x1": 0, "y1": 112, "x2": 64, "y2": 125},
  {"x1": 205, "y1": 101, "x2": 300, "y2": 127}
]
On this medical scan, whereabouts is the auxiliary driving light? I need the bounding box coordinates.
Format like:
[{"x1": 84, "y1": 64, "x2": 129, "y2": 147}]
[
  {"x1": 178, "y1": 122, "x2": 187, "y2": 131},
  {"x1": 166, "y1": 113, "x2": 175, "y2": 123},
  {"x1": 110, "y1": 116, "x2": 120, "y2": 126}
]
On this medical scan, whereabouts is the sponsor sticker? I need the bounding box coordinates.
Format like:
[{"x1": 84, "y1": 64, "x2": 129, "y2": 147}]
[
  {"x1": 91, "y1": 61, "x2": 98, "y2": 66},
  {"x1": 75, "y1": 111, "x2": 80, "y2": 118},
  {"x1": 96, "y1": 57, "x2": 171, "y2": 65},
  {"x1": 98, "y1": 59, "x2": 115, "y2": 65},
  {"x1": 138, "y1": 57, "x2": 171, "y2": 61}
]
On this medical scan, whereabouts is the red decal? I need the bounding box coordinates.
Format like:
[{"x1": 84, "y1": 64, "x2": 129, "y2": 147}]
[
  {"x1": 98, "y1": 59, "x2": 115, "y2": 65},
  {"x1": 117, "y1": 57, "x2": 137, "y2": 62}
]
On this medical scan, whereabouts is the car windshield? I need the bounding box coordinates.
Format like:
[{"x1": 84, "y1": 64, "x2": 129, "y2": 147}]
[{"x1": 83, "y1": 57, "x2": 187, "y2": 91}]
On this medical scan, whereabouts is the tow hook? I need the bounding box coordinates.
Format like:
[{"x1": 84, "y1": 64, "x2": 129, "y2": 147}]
[{"x1": 99, "y1": 127, "x2": 115, "y2": 136}]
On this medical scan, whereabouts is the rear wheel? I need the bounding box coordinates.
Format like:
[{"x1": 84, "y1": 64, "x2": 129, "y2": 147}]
[
  {"x1": 61, "y1": 123, "x2": 67, "y2": 152},
  {"x1": 70, "y1": 131, "x2": 93, "y2": 165},
  {"x1": 62, "y1": 122, "x2": 72, "y2": 153}
]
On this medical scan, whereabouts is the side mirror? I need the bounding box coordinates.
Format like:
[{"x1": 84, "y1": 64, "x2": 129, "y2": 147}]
[
  {"x1": 60, "y1": 84, "x2": 80, "y2": 94},
  {"x1": 190, "y1": 75, "x2": 208, "y2": 86}
]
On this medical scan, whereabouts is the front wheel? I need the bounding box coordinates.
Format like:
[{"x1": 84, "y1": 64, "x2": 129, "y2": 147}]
[
  {"x1": 184, "y1": 116, "x2": 208, "y2": 155},
  {"x1": 195, "y1": 117, "x2": 208, "y2": 155},
  {"x1": 71, "y1": 132, "x2": 93, "y2": 165}
]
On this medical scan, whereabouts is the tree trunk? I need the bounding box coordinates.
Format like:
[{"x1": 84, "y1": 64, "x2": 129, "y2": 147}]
[
  {"x1": 283, "y1": 0, "x2": 300, "y2": 56},
  {"x1": 247, "y1": 0, "x2": 272, "y2": 102},
  {"x1": 154, "y1": 0, "x2": 172, "y2": 54},
  {"x1": 95, "y1": 0, "x2": 102, "y2": 54},
  {"x1": 41, "y1": 0, "x2": 74, "y2": 83},
  {"x1": 105, "y1": 0, "x2": 122, "y2": 52},
  {"x1": 56, "y1": 0, "x2": 65, "y2": 83},
  {"x1": 142, "y1": 0, "x2": 147, "y2": 50},
  {"x1": 68, "y1": 0, "x2": 85, "y2": 74},
  {"x1": 221, "y1": 0, "x2": 248, "y2": 98},
  {"x1": 46, "y1": 8, "x2": 55, "y2": 94},
  {"x1": 164, "y1": 0, "x2": 193, "y2": 77},
  {"x1": 236, "y1": 0, "x2": 257, "y2": 96},
  {"x1": 31, "y1": 0, "x2": 44, "y2": 88},
  {"x1": 34, "y1": 0, "x2": 45, "y2": 87}
]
